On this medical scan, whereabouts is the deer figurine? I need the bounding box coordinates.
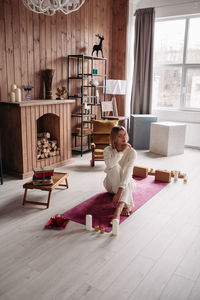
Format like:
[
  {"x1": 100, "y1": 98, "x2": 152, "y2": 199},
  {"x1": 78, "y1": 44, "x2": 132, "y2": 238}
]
[{"x1": 92, "y1": 34, "x2": 104, "y2": 57}]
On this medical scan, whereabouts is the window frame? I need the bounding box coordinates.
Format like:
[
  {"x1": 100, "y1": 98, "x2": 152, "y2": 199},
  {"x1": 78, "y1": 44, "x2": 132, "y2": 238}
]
[{"x1": 153, "y1": 14, "x2": 200, "y2": 112}]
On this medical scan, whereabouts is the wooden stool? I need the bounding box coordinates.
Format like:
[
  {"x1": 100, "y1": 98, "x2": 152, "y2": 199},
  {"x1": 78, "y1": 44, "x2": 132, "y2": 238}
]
[{"x1": 23, "y1": 172, "x2": 69, "y2": 208}]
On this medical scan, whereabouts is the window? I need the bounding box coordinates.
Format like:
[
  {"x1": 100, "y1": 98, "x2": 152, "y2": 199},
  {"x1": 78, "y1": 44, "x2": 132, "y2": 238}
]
[{"x1": 152, "y1": 16, "x2": 200, "y2": 110}]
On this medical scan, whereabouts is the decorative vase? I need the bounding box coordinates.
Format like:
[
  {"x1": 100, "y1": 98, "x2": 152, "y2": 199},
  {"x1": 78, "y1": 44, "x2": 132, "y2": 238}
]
[{"x1": 43, "y1": 69, "x2": 55, "y2": 99}]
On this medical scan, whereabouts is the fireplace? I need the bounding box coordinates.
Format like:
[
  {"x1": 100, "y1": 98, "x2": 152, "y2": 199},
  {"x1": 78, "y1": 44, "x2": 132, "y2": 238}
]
[
  {"x1": 37, "y1": 114, "x2": 60, "y2": 160},
  {"x1": 0, "y1": 99, "x2": 75, "y2": 178}
]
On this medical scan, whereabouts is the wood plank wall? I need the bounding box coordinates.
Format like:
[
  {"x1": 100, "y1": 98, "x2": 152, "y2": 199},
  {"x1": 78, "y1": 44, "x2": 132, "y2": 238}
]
[
  {"x1": 0, "y1": 0, "x2": 128, "y2": 115},
  {"x1": 111, "y1": 0, "x2": 128, "y2": 116}
]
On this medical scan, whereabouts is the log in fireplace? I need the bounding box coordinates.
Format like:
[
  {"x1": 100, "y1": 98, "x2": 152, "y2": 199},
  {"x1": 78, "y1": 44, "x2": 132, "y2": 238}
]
[
  {"x1": 0, "y1": 99, "x2": 75, "y2": 178},
  {"x1": 37, "y1": 114, "x2": 60, "y2": 160}
]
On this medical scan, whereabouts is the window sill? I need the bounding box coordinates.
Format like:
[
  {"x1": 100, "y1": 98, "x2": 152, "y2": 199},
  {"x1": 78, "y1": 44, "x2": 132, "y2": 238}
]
[{"x1": 152, "y1": 108, "x2": 200, "y2": 124}]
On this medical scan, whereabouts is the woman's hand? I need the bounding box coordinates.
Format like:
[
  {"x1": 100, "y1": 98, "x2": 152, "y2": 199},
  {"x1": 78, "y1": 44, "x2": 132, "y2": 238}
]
[
  {"x1": 112, "y1": 187, "x2": 124, "y2": 206},
  {"x1": 121, "y1": 143, "x2": 132, "y2": 152}
]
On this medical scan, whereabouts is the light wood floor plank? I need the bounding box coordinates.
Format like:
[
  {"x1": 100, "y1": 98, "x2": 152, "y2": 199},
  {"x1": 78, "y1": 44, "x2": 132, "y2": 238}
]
[{"x1": 0, "y1": 148, "x2": 200, "y2": 300}]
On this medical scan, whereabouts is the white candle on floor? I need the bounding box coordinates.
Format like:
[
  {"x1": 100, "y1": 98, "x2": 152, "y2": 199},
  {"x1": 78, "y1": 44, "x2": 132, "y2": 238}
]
[
  {"x1": 86, "y1": 214, "x2": 92, "y2": 231},
  {"x1": 112, "y1": 219, "x2": 119, "y2": 236}
]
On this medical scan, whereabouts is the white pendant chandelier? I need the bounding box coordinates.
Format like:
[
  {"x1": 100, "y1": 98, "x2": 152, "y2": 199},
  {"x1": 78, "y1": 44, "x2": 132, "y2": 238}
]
[{"x1": 22, "y1": 0, "x2": 86, "y2": 16}]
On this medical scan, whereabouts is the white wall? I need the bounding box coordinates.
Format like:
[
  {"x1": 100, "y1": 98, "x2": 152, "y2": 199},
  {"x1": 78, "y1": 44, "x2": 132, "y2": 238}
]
[{"x1": 131, "y1": 0, "x2": 200, "y2": 148}]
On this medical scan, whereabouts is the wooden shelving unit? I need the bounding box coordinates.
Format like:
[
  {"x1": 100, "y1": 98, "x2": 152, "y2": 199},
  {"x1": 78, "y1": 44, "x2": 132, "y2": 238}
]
[{"x1": 67, "y1": 54, "x2": 107, "y2": 155}]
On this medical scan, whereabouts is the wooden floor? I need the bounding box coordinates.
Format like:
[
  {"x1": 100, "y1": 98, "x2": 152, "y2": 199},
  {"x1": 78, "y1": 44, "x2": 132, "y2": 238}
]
[{"x1": 0, "y1": 148, "x2": 200, "y2": 300}]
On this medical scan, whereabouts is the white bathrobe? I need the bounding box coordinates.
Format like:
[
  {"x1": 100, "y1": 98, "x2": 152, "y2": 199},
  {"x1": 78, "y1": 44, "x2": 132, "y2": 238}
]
[{"x1": 103, "y1": 145, "x2": 137, "y2": 210}]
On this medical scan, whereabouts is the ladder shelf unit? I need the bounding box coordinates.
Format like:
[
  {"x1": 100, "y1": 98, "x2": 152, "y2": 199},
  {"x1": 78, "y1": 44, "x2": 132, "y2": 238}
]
[{"x1": 67, "y1": 54, "x2": 107, "y2": 155}]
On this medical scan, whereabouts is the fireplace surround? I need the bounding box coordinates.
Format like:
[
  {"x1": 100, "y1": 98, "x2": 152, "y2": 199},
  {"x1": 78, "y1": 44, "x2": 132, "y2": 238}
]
[{"x1": 0, "y1": 99, "x2": 75, "y2": 178}]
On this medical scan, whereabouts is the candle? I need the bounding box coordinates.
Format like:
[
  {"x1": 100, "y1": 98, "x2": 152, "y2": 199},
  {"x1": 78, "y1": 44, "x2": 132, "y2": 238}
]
[
  {"x1": 86, "y1": 214, "x2": 92, "y2": 231},
  {"x1": 10, "y1": 91, "x2": 15, "y2": 102},
  {"x1": 112, "y1": 219, "x2": 119, "y2": 236},
  {"x1": 11, "y1": 84, "x2": 17, "y2": 92},
  {"x1": 15, "y1": 88, "x2": 22, "y2": 102},
  {"x1": 174, "y1": 170, "x2": 178, "y2": 182}
]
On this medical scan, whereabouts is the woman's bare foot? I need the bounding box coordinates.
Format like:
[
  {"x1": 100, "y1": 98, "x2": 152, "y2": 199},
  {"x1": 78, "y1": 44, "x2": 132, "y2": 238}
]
[
  {"x1": 121, "y1": 207, "x2": 130, "y2": 216},
  {"x1": 110, "y1": 202, "x2": 125, "y2": 225}
]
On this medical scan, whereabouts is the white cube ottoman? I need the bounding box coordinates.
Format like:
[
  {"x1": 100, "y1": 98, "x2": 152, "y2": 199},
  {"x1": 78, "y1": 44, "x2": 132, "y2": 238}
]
[{"x1": 150, "y1": 121, "x2": 186, "y2": 156}]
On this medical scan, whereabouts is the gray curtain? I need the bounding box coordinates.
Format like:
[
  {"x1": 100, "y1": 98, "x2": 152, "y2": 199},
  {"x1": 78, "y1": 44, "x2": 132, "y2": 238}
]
[{"x1": 131, "y1": 8, "x2": 155, "y2": 114}]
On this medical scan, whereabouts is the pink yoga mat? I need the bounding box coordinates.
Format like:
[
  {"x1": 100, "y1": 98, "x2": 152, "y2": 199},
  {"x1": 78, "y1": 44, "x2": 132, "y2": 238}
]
[{"x1": 62, "y1": 176, "x2": 168, "y2": 232}]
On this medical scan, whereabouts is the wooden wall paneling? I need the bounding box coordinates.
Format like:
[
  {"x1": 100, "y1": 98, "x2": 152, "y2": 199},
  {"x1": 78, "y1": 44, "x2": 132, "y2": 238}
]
[
  {"x1": 33, "y1": 13, "x2": 40, "y2": 100},
  {"x1": 0, "y1": 105, "x2": 21, "y2": 173},
  {"x1": 55, "y1": 103, "x2": 60, "y2": 163},
  {"x1": 12, "y1": 0, "x2": 22, "y2": 90},
  {"x1": 37, "y1": 104, "x2": 44, "y2": 168},
  {"x1": 19, "y1": 1, "x2": 28, "y2": 95},
  {"x1": 56, "y1": 12, "x2": 62, "y2": 90},
  {"x1": 4, "y1": 0, "x2": 14, "y2": 97},
  {"x1": 80, "y1": 1, "x2": 85, "y2": 55},
  {"x1": 45, "y1": 15, "x2": 52, "y2": 70},
  {"x1": 0, "y1": 1, "x2": 8, "y2": 100},
  {"x1": 61, "y1": 14, "x2": 67, "y2": 90},
  {"x1": 43, "y1": 104, "x2": 47, "y2": 167},
  {"x1": 111, "y1": 0, "x2": 128, "y2": 116},
  {"x1": 108, "y1": 0, "x2": 112, "y2": 79},
  {"x1": 66, "y1": 103, "x2": 71, "y2": 159},
  {"x1": 59, "y1": 104, "x2": 64, "y2": 161},
  {"x1": 66, "y1": 13, "x2": 71, "y2": 58},
  {"x1": 87, "y1": 0, "x2": 92, "y2": 56},
  {"x1": 92, "y1": 0, "x2": 98, "y2": 51},
  {"x1": 71, "y1": 14, "x2": 76, "y2": 149},
  {"x1": 75, "y1": 10, "x2": 81, "y2": 54},
  {"x1": 63, "y1": 105, "x2": 67, "y2": 159},
  {"x1": 27, "y1": 11, "x2": 35, "y2": 91},
  {"x1": 15, "y1": 106, "x2": 23, "y2": 172},
  {"x1": 25, "y1": 106, "x2": 32, "y2": 172},
  {"x1": 84, "y1": 0, "x2": 89, "y2": 56},
  {"x1": 35, "y1": 104, "x2": 40, "y2": 166},
  {"x1": 51, "y1": 15, "x2": 57, "y2": 94},
  {"x1": 21, "y1": 106, "x2": 28, "y2": 173},
  {"x1": 31, "y1": 106, "x2": 37, "y2": 169},
  {"x1": 0, "y1": 0, "x2": 128, "y2": 116},
  {"x1": 39, "y1": 14, "x2": 46, "y2": 99},
  {"x1": 43, "y1": 104, "x2": 48, "y2": 116}
]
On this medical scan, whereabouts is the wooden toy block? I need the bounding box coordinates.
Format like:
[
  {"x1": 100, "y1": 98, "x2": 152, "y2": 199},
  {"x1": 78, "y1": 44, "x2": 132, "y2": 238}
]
[
  {"x1": 100, "y1": 227, "x2": 105, "y2": 234},
  {"x1": 95, "y1": 225, "x2": 99, "y2": 232},
  {"x1": 178, "y1": 171, "x2": 185, "y2": 178},
  {"x1": 148, "y1": 168, "x2": 155, "y2": 175},
  {"x1": 133, "y1": 166, "x2": 148, "y2": 178},
  {"x1": 155, "y1": 170, "x2": 171, "y2": 183}
]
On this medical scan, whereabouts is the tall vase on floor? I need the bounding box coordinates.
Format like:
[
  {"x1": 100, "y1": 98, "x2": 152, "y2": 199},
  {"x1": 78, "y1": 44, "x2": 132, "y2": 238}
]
[{"x1": 43, "y1": 69, "x2": 55, "y2": 99}]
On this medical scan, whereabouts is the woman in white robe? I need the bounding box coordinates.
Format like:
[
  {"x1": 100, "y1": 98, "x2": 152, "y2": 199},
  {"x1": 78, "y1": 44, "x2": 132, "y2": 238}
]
[{"x1": 103, "y1": 125, "x2": 137, "y2": 222}]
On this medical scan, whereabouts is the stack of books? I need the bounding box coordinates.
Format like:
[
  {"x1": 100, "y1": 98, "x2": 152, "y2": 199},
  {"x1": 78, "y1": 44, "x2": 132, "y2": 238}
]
[{"x1": 32, "y1": 167, "x2": 54, "y2": 186}]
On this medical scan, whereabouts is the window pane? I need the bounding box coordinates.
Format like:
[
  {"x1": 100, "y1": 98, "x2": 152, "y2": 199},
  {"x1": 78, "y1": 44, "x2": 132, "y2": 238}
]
[
  {"x1": 152, "y1": 66, "x2": 182, "y2": 108},
  {"x1": 186, "y1": 18, "x2": 200, "y2": 63},
  {"x1": 185, "y1": 68, "x2": 200, "y2": 108},
  {"x1": 154, "y1": 19, "x2": 185, "y2": 64}
]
